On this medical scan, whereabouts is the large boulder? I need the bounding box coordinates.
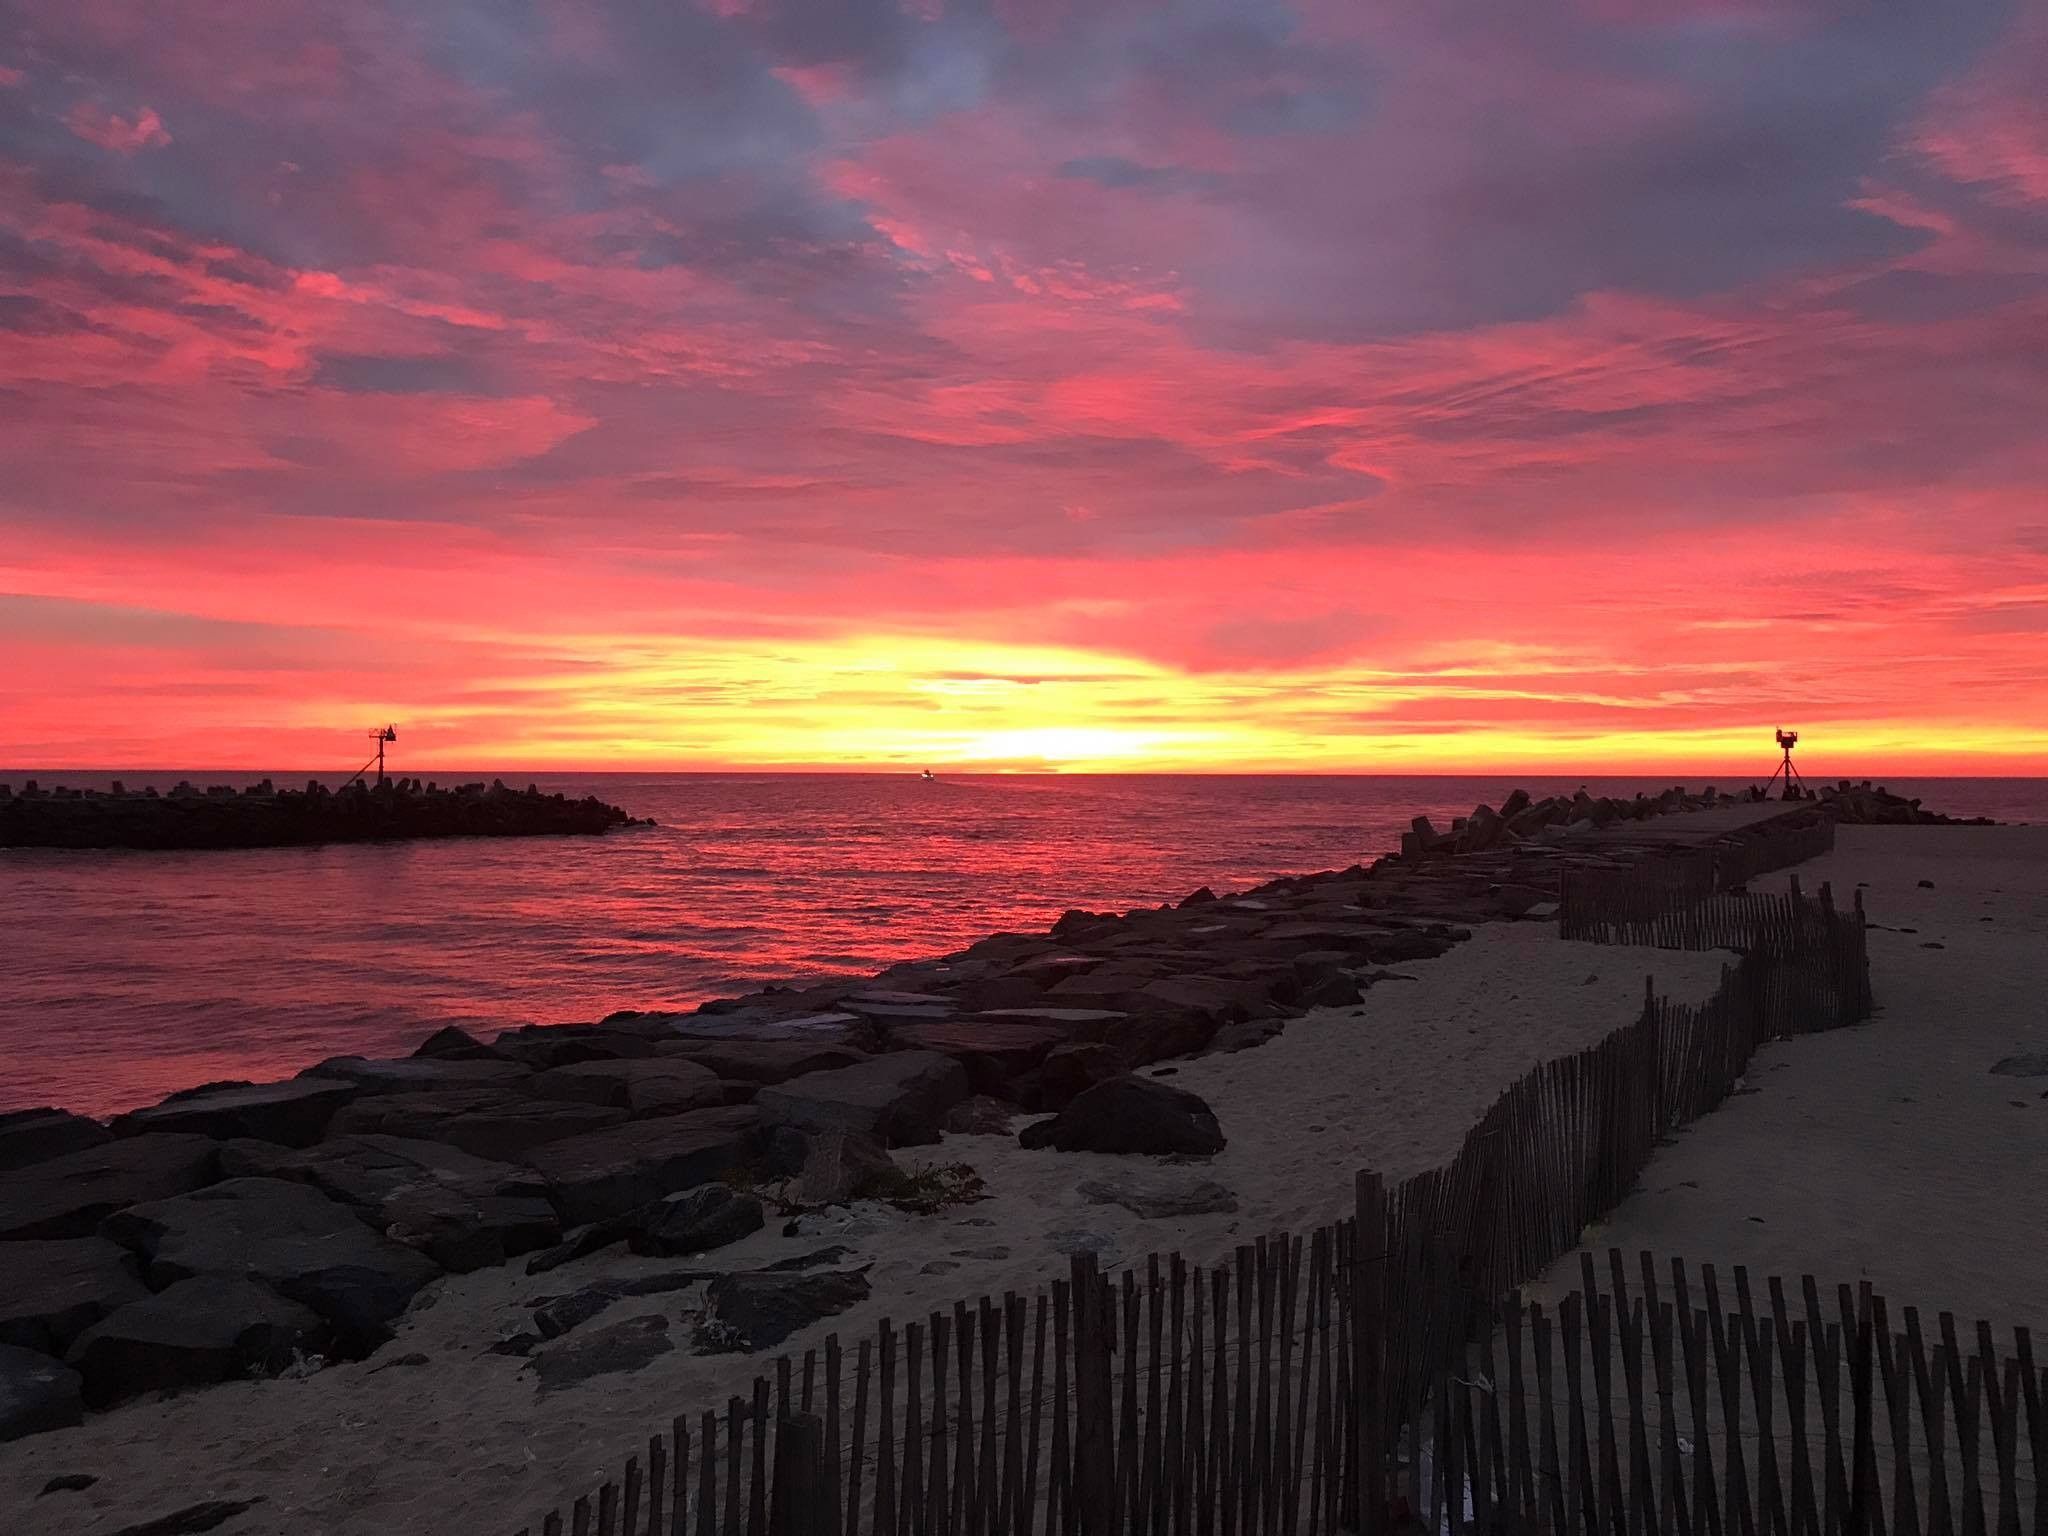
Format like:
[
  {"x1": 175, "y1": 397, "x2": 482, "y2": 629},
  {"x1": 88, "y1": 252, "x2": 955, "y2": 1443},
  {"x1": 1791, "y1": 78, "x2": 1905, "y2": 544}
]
[
  {"x1": 110, "y1": 1079, "x2": 359, "y2": 1147},
  {"x1": 218, "y1": 1135, "x2": 558, "y2": 1273},
  {"x1": 530, "y1": 1058, "x2": 726, "y2": 1117},
  {"x1": 325, "y1": 1087, "x2": 629, "y2": 1162},
  {"x1": 1018, "y1": 1076, "x2": 1225, "y2": 1156},
  {"x1": 629, "y1": 1185, "x2": 764, "y2": 1257},
  {"x1": 0, "y1": 1238, "x2": 148, "y2": 1354},
  {"x1": 101, "y1": 1178, "x2": 441, "y2": 1351},
  {"x1": 888, "y1": 1021, "x2": 1069, "y2": 1093},
  {"x1": 64, "y1": 1277, "x2": 330, "y2": 1407},
  {"x1": 753, "y1": 1052, "x2": 968, "y2": 1147},
  {"x1": 0, "y1": 1108, "x2": 113, "y2": 1173},
  {"x1": 410, "y1": 1025, "x2": 509, "y2": 1062},
  {"x1": 490, "y1": 1025, "x2": 657, "y2": 1070},
  {"x1": 0, "y1": 1344, "x2": 82, "y2": 1442},
  {"x1": 0, "y1": 1135, "x2": 218, "y2": 1241},
  {"x1": 793, "y1": 1130, "x2": 897, "y2": 1206},
  {"x1": 299, "y1": 1056, "x2": 531, "y2": 1096},
  {"x1": 1017, "y1": 1042, "x2": 1125, "y2": 1111},
  {"x1": 653, "y1": 1041, "x2": 871, "y2": 1085},
  {"x1": 523, "y1": 1106, "x2": 764, "y2": 1227},
  {"x1": 697, "y1": 1270, "x2": 871, "y2": 1354}
]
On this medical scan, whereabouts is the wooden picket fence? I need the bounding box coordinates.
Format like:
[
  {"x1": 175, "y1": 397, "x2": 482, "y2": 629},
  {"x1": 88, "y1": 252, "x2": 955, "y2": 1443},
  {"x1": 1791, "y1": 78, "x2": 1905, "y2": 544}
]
[
  {"x1": 514, "y1": 872, "x2": 1896, "y2": 1536},
  {"x1": 1441, "y1": 1253, "x2": 2044, "y2": 1536},
  {"x1": 1560, "y1": 817, "x2": 1838, "y2": 946}
]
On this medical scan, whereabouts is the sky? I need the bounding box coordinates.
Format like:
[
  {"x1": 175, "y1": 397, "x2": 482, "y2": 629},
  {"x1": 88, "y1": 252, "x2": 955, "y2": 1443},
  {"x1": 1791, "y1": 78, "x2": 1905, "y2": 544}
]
[{"x1": 2, "y1": 1, "x2": 2046, "y2": 774}]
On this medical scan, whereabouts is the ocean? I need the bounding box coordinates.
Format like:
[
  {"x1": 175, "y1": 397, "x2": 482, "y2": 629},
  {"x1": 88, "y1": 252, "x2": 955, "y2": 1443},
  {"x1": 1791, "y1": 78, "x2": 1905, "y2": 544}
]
[{"x1": 4, "y1": 772, "x2": 2041, "y2": 1118}]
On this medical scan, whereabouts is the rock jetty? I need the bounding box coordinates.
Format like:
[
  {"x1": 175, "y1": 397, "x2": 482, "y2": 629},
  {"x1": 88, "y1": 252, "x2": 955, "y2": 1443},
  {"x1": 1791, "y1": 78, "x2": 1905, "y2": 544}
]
[
  {"x1": 0, "y1": 777, "x2": 646, "y2": 851},
  {"x1": 0, "y1": 781, "x2": 1962, "y2": 1437}
]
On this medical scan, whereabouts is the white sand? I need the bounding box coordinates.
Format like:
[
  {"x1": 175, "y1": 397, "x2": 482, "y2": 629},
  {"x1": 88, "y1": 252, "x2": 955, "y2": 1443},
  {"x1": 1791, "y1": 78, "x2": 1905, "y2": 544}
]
[
  {"x1": 1, "y1": 924, "x2": 1731, "y2": 1536},
  {"x1": 1526, "y1": 825, "x2": 2048, "y2": 1334}
]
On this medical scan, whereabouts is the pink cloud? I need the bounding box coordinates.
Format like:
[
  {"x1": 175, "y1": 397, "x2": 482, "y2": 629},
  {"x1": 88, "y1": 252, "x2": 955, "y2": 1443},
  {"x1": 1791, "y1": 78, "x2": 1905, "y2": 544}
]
[{"x1": 64, "y1": 102, "x2": 172, "y2": 154}]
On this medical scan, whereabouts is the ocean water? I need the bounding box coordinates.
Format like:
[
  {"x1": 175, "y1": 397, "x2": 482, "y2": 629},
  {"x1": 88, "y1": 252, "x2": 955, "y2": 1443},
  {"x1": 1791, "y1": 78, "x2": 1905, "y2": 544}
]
[{"x1": 3, "y1": 772, "x2": 2041, "y2": 1118}]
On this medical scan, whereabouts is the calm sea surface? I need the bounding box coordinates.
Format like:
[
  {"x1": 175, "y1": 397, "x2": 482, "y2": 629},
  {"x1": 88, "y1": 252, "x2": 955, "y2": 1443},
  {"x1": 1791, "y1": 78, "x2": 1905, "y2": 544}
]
[{"x1": 4, "y1": 773, "x2": 2042, "y2": 1117}]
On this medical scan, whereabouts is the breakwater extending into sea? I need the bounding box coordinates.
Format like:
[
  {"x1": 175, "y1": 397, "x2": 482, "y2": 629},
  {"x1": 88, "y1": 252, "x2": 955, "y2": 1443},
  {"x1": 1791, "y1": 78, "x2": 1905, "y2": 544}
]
[{"x1": 3, "y1": 773, "x2": 2041, "y2": 1118}]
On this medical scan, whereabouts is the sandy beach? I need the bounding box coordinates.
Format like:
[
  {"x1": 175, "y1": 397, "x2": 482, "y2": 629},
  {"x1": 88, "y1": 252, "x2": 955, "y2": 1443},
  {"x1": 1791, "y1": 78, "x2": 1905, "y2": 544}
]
[
  {"x1": 1525, "y1": 824, "x2": 2048, "y2": 1333},
  {"x1": 1, "y1": 920, "x2": 1729, "y2": 1535}
]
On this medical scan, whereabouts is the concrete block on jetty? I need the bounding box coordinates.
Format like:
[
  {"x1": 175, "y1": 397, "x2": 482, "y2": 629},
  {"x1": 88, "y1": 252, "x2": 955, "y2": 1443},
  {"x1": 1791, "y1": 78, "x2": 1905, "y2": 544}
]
[{"x1": 0, "y1": 775, "x2": 648, "y2": 850}]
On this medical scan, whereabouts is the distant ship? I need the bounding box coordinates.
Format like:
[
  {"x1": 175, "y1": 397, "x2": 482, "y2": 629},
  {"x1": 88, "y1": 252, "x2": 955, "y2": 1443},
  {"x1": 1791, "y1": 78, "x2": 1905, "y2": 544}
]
[{"x1": 920, "y1": 769, "x2": 936, "y2": 781}]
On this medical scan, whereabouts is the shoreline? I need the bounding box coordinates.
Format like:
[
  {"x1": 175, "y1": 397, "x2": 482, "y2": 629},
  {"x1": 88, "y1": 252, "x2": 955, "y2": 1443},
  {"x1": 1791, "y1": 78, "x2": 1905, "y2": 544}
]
[{"x1": 0, "y1": 784, "x2": 2022, "y2": 1533}]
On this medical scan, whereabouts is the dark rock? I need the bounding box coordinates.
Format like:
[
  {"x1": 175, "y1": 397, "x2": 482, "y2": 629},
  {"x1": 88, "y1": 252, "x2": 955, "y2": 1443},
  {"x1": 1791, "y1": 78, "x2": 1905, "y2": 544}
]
[
  {"x1": 1918, "y1": 879, "x2": 1935, "y2": 889},
  {"x1": 1990, "y1": 1053, "x2": 2048, "y2": 1078},
  {"x1": 753, "y1": 1052, "x2": 969, "y2": 1147},
  {"x1": 1079, "y1": 1174, "x2": 1239, "y2": 1218},
  {"x1": 101, "y1": 1178, "x2": 440, "y2": 1351},
  {"x1": 111, "y1": 1079, "x2": 359, "y2": 1148},
  {"x1": 943, "y1": 1096, "x2": 1018, "y2": 1136},
  {"x1": 523, "y1": 1106, "x2": 764, "y2": 1226},
  {"x1": 65, "y1": 1277, "x2": 330, "y2": 1406},
  {"x1": 531, "y1": 1313, "x2": 673, "y2": 1392},
  {"x1": 0, "y1": 1237, "x2": 148, "y2": 1353},
  {"x1": 300, "y1": 1056, "x2": 529, "y2": 1095},
  {"x1": 530, "y1": 1057, "x2": 726, "y2": 1117},
  {"x1": 1019, "y1": 1077, "x2": 1225, "y2": 1156},
  {"x1": 491, "y1": 1024, "x2": 658, "y2": 1070},
  {"x1": 1022, "y1": 1042, "x2": 1125, "y2": 1111},
  {"x1": 0, "y1": 1135, "x2": 219, "y2": 1241},
  {"x1": 41, "y1": 1473, "x2": 98, "y2": 1495},
  {"x1": 1207, "y1": 1019, "x2": 1285, "y2": 1054},
  {"x1": 1300, "y1": 972, "x2": 1364, "y2": 1009},
  {"x1": 326, "y1": 1087, "x2": 630, "y2": 1162},
  {"x1": 794, "y1": 1130, "x2": 898, "y2": 1205},
  {"x1": 1178, "y1": 886, "x2": 1217, "y2": 907},
  {"x1": 0, "y1": 1343, "x2": 82, "y2": 1442},
  {"x1": 218, "y1": 1134, "x2": 558, "y2": 1273},
  {"x1": 411, "y1": 1025, "x2": 507, "y2": 1061},
  {"x1": 888, "y1": 1021, "x2": 1069, "y2": 1091},
  {"x1": 653, "y1": 1041, "x2": 871, "y2": 1084},
  {"x1": 0, "y1": 1108, "x2": 114, "y2": 1173},
  {"x1": 697, "y1": 1270, "x2": 871, "y2": 1354},
  {"x1": 100, "y1": 1500, "x2": 264, "y2": 1536},
  {"x1": 530, "y1": 1269, "x2": 706, "y2": 1338},
  {"x1": 629, "y1": 1185, "x2": 764, "y2": 1257},
  {"x1": 766, "y1": 1245, "x2": 855, "y2": 1271}
]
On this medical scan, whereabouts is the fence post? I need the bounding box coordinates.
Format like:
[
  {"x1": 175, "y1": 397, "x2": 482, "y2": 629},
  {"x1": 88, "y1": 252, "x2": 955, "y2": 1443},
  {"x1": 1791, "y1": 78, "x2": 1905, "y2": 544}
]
[
  {"x1": 1073, "y1": 1253, "x2": 1117, "y2": 1536},
  {"x1": 771, "y1": 1414, "x2": 827, "y2": 1536},
  {"x1": 1353, "y1": 1172, "x2": 1387, "y2": 1536}
]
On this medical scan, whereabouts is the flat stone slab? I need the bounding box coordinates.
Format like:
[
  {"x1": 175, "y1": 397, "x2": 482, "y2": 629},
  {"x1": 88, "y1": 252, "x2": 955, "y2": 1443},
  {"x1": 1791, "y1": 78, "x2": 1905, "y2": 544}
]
[
  {"x1": 697, "y1": 1270, "x2": 870, "y2": 1354},
  {"x1": 325, "y1": 1088, "x2": 629, "y2": 1162},
  {"x1": 300, "y1": 1056, "x2": 531, "y2": 1095},
  {"x1": 219, "y1": 1134, "x2": 558, "y2": 1273},
  {"x1": 753, "y1": 1052, "x2": 969, "y2": 1147},
  {"x1": 523, "y1": 1106, "x2": 764, "y2": 1227},
  {"x1": 0, "y1": 1108, "x2": 114, "y2": 1174},
  {"x1": 531, "y1": 1057, "x2": 726, "y2": 1116},
  {"x1": 65, "y1": 1276, "x2": 329, "y2": 1407},
  {"x1": 1989, "y1": 1053, "x2": 2048, "y2": 1077},
  {"x1": 889, "y1": 1022, "x2": 1069, "y2": 1079},
  {"x1": 0, "y1": 1238, "x2": 149, "y2": 1355},
  {"x1": 530, "y1": 1312, "x2": 672, "y2": 1392},
  {"x1": 0, "y1": 1135, "x2": 219, "y2": 1241},
  {"x1": 111, "y1": 1079, "x2": 360, "y2": 1147},
  {"x1": 0, "y1": 1343, "x2": 82, "y2": 1442},
  {"x1": 658, "y1": 1012, "x2": 861, "y2": 1041},
  {"x1": 101, "y1": 1178, "x2": 441, "y2": 1350},
  {"x1": 1080, "y1": 1174, "x2": 1239, "y2": 1219},
  {"x1": 652, "y1": 1041, "x2": 872, "y2": 1084}
]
